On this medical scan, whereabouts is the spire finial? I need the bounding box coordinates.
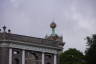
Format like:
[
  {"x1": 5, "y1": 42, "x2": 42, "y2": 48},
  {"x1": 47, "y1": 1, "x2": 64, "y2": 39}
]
[
  {"x1": 2, "y1": 25, "x2": 6, "y2": 32},
  {"x1": 50, "y1": 22, "x2": 57, "y2": 36}
]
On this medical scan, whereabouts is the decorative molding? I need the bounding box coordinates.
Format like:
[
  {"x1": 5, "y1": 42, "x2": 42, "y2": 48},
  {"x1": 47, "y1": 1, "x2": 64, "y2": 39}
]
[
  {"x1": 0, "y1": 41, "x2": 58, "y2": 54},
  {"x1": 9, "y1": 43, "x2": 58, "y2": 54},
  {"x1": 0, "y1": 40, "x2": 62, "y2": 50}
]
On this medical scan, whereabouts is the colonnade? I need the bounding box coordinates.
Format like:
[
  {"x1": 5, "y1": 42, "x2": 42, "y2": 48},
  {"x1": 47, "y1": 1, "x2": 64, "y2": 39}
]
[{"x1": 9, "y1": 48, "x2": 57, "y2": 64}]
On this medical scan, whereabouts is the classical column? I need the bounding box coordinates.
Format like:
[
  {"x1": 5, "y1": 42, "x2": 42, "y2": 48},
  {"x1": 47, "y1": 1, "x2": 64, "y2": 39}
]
[
  {"x1": 22, "y1": 50, "x2": 25, "y2": 64},
  {"x1": 54, "y1": 54, "x2": 57, "y2": 64},
  {"x1": 9, "y1": 48, "x2": 12, "y2": 64},
  {"x1": 42, "y1": 53, "x2": 44, "y2": 64}
]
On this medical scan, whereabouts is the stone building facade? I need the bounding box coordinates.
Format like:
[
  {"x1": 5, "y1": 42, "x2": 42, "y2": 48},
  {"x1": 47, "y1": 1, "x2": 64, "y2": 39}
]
[{"x1": 0, "y1": 23, "x2": 64, "y2": 64}]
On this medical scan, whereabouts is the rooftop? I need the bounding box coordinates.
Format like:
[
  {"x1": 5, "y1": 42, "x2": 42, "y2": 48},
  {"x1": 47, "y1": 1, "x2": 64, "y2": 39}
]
[{"x1": 0, "y1": 25, "x2": 64, "y2": 50}]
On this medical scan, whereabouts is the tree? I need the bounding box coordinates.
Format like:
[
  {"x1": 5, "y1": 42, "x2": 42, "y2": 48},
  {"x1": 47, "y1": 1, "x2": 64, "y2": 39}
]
[
  {"x1": 60, "y1": 48, "x2": 85, "y2": 64},
  {"x1": 85, "y1": 34, "x2": 96, "y2": 64}
]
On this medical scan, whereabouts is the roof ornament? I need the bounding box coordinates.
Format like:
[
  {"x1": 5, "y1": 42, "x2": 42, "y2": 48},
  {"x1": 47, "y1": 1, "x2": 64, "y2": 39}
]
[
  {"x1": 0, "y1": 29, "x2": 1, "y2": 33},
  {"x1": 2, "y1": 25, "x2": 6, "y2": 32},
  {"x1": 8, "y1": 29, "x2": 11, "y2": 33},
  {"x1": 1, "y1": 25, "x2": 11, "y2": 33},
  {"x1": 50, "y1": 21, "x2": 57, "y2": 36}
]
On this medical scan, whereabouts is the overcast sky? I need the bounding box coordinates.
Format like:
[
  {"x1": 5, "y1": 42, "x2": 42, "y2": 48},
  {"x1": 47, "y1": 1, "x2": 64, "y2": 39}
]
[{"x1": 0, "y1": 0, "x2": 96, "y2": 53}]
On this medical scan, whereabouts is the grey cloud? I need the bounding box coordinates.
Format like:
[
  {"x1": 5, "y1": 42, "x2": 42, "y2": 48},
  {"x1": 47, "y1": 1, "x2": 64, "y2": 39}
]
[{"x1": 0, "y1": 0, "x2": 96, "y2": 52}]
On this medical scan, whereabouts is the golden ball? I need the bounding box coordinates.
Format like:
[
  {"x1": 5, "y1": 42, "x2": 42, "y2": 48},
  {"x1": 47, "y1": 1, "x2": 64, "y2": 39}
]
[{"x1": 50, "y1": 22, "x2": 56, "y2": 28}]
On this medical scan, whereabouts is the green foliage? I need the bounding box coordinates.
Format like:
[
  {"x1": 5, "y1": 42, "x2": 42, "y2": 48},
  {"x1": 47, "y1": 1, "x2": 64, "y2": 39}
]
[
  {"x1": 60, "y1": 48, "x2": 85, "y2": 64},
  {"x1": 85, "y1": 34, "x2": 96, "y2": 64}
]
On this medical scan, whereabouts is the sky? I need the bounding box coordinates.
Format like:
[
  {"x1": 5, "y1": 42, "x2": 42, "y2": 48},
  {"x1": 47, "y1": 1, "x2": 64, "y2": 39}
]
[{"x1": 0, "y1": 0, "x2": 96, "y2": 53}]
